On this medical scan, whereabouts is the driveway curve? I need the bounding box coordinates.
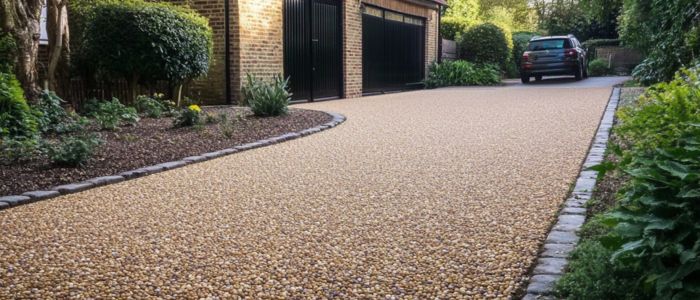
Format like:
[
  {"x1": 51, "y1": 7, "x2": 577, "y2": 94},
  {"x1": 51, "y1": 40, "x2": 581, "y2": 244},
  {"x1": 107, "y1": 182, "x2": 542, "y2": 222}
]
[{"x1": 0, "y1": 81, "x2": 619, "y2": 299}]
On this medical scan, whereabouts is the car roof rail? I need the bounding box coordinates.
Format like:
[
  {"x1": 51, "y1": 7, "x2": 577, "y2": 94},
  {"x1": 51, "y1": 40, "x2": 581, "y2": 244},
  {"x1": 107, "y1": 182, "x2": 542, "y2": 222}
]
[
  {"x1": 530, "y1": 35, "x2": 541, "y2": 41},
  {"x1": 567, "y1": 34, "x2": 576, "y2": 38}
]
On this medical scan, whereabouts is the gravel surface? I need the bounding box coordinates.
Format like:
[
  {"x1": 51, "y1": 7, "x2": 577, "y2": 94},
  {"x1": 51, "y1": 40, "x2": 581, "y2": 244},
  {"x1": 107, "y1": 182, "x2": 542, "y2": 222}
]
[{"x1": 0, "y1": 87, "x2": 611, "y2": 299}]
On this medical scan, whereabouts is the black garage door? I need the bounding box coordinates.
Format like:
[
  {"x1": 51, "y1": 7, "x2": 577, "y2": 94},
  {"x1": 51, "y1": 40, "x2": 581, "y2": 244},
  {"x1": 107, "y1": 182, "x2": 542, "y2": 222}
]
[
  {"x1": 284, "y1": 0, "x2": 342, "y2": 101},
  {"x1": 362, "y1": 6, "x2": 426, "y2": 94}
]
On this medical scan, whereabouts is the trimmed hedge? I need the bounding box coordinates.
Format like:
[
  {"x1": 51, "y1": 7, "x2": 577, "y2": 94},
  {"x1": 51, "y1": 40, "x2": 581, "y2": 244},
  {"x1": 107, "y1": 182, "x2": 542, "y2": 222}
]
[
  {"x1": 458, "y1": 23, "x2": 510, "y2": 70},
  {"x1": 424, "y1": 60, "x2": 501, "y2": 88}
]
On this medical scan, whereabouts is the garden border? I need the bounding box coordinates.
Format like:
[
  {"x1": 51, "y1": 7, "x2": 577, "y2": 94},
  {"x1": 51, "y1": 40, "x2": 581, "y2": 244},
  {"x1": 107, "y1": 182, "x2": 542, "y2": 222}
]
[
  {"x1": 0, "y1": 112, "x2": 347, "y2": 211},
  {"x1": 521, "y1": 87, "x2": 620, "y2": 300}
]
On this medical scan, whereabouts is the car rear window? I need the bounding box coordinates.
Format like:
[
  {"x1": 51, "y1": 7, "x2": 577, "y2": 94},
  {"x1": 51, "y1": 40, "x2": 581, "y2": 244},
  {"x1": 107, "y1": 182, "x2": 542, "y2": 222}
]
[{"x1": 528, "y1": 39, "x2": 571, "y2": 51}]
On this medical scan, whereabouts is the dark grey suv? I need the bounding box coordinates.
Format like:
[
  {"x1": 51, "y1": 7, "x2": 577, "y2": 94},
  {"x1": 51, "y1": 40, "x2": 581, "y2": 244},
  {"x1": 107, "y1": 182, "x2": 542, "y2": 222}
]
[{"x1": 520, "y1": 35, "x2": 588, "y2": 83}]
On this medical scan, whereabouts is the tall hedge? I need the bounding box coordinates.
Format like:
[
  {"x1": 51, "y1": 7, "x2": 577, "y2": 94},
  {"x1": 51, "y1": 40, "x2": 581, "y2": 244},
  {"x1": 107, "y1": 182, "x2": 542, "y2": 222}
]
[
  {"x1": 458, "y1": 23, "x2": 510, "y2": 70},
  {"x1": 79, "y1": 0, "x2": 213, "y2": 103}
]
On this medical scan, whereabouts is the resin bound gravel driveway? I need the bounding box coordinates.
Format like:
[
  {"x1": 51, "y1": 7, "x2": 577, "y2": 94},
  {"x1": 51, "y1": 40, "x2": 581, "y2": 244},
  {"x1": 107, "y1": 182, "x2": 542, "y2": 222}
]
[{"x1": 0, "y1": 78, "x2": 625, "y2": 299}]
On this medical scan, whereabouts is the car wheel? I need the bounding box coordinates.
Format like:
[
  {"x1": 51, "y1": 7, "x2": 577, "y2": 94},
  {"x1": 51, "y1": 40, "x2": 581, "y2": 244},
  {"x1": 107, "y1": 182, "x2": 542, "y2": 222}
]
[
  {"x1": 521, "y1": 74, "x2": 530, "y2": 84},
  {"x1": 535, "y1": 75, "x2": 543, "y2": 81},
  {"x1": 575, "y1": 64, "x2": 583, "y2": 81}
]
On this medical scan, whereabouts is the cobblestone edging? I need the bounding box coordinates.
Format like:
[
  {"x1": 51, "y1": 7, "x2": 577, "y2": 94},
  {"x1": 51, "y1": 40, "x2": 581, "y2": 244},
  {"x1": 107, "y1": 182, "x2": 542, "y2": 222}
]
[
  {"x1": 0, "y1": 112, "x2": 346, "y2": 211},
  {"x1": 522, "y1": 88, "x2": 620, "y2": 300}
]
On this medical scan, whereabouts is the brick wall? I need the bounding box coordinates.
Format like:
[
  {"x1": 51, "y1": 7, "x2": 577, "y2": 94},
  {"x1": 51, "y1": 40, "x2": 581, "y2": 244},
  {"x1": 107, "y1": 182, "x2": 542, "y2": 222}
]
[
  {"x1": 165, "y1": 0, "x2": 228, "y2": 105},
  {"x1": 234, "y1": 0, "x2": 285, "y2": 103}
]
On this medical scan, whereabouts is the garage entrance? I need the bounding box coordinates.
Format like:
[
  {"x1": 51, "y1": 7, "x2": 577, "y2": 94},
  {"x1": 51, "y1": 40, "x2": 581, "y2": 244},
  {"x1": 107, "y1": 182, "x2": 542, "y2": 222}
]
[
  {"x1": 362, "y1": 5, "x2": 426, "y2": 94},
  {"x1": 283, "y1": 0, "x2": 343, "y2": 102}
]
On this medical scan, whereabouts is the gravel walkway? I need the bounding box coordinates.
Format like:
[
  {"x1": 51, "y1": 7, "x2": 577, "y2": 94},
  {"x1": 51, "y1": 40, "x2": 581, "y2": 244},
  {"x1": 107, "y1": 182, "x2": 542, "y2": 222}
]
[{"x1": 0, "y1": 87, "x2": 612, "y2": 299}]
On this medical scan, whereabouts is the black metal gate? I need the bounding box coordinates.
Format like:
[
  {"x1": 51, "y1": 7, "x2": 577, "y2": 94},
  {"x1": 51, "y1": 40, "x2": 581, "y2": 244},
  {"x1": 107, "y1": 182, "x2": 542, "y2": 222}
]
[
  {"x1": 284, "y1": 0, "x2": 342, "y2": 101},
  {"x1": 362, "y1": 6, "x2": 426, "y2": 94}
]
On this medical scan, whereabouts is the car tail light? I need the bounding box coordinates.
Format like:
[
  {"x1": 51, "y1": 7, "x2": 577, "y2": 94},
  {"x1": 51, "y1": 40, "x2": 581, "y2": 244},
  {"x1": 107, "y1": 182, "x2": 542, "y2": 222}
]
[
  {"x1": 522, "y1": 53, "x2": 530, "y2": 63},
  {"x1": 565, "y1": 49, "x2": 577, "y2": 58}
]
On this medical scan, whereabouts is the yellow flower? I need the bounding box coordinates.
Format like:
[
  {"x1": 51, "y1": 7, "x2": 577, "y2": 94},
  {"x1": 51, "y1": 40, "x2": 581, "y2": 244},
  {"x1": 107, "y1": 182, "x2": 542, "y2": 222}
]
[{"x1": 188, "y1": 104, "x2": 201, "y2": 113}]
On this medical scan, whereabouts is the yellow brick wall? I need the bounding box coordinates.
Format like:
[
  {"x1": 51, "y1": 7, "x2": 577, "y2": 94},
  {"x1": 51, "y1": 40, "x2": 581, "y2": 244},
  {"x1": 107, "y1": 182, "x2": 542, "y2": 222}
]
[{"x1": 343, "y1": 0, "x2": 364, "y2": 98}]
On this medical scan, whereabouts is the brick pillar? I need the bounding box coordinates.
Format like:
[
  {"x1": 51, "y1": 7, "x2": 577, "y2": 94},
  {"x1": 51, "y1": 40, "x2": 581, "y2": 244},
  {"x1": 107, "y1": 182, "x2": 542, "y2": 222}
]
[{"x1": 343, "y1": 0, "x2": 363, "y2": 99}]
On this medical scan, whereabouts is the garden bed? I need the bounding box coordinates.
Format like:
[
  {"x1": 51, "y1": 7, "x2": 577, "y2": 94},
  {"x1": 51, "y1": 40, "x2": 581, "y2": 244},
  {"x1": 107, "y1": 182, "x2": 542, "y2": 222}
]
[{"x1": 1, "y1": 107, "x2": 332, "y2": 197}]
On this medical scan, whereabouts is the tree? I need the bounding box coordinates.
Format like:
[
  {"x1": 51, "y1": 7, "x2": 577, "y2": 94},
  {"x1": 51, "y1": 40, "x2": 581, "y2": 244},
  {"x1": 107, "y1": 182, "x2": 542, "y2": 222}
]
[
  {"x1": 46, "y1": 0, "x2": 70, "y2": 96},
  {"x1": 0, "y1": 0, "x2": 43, "y2": 100},
  {"x1": 81, "y1": 1, "x2": 212, "y2": 104}
]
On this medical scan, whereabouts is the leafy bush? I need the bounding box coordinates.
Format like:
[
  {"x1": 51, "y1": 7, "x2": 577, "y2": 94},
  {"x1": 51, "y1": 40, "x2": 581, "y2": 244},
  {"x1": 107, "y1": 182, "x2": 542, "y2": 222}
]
[
  {"x1": 424, "y1": 60, "x2": 501, "y2": 88},
  {"x1": 243, "y1": 74, "x2": 291, "y2": 117},
  {"x1": 584, "y1": 68, "x2": 700, "y2": 299},
  {"x1": 0, "y1": 72, "x2": 38, "y2": 140},
  {"x1": 441, "y1": 16, "x2": 470, "y2": 41},
  {"x1": 458, "y1": 23, "x2": 510, "y2": 70},
  {"x1": 134, "y1": 94, "x2": 173, "y2": 118},
  {"x1": 34, "y1": 91, "x2": 87, "y2": 134},
  {"x1": 588, "y1": 58, "x2": 610, "y2": 76},
  {"x1": 0, "y1": 137, "x2": 40, "y2": 164},
  {"x1": 80, "y1": 0, "x2": 213, "y2": 102},
  {"x1": 620, "y1": 0, "x2": 699, "y2": 84},
  {"x1": 173, "y1": 105, "x2": 202, "y2": 127},
  {"x1": 45, "y1": 134, "x2": 102, "y2": 167},
  {"x1": 83, "y1": 98, "x2": 140, "y2": 130},
  {"x1": 556, "y1": 240, "x2": 651, "y2": 300},
  {"x1": 0, "y1": 34, "x2": 16, "y2": 72},
  {"x1": 616, "y1": 68, "x2": 700, "y2": 154}
]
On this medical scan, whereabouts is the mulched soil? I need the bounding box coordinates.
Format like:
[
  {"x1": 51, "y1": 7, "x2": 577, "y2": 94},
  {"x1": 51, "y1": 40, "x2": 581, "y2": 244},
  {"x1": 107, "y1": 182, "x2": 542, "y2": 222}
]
[
  {"x1": 587, "y1": 87, "x2": 645, "y2": 216},
  {"x1": 1, "y1": 107, "x2": 332, "y2": 197}
]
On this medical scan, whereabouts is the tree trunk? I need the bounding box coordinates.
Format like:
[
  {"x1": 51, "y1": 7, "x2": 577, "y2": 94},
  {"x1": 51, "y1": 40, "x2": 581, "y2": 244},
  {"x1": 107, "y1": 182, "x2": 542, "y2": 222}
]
[
  {"x1": 0, "y1": 0, "x2": 44, "y2": 101},
  {"x1": 126, "y1": 74, "x2": 139, "y2": 105},
  {"x1": 47, "y1": 0, "x2": 70, "y2": 97}
]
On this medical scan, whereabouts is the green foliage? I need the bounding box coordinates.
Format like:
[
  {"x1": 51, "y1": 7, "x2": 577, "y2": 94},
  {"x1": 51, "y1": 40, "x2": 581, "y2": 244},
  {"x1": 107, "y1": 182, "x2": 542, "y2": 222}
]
[
  {"x1": 172, "y1": 105, "x2": 202, "y2": 128},
  {"x1": 556, "y1": 240, "x2": 651, "y2": 300},
  {"x1": 45, "y1": 134, "x2": 102, "y2": 167},
  {"x1": 217, "y1": 113, "x2": 236, "y2": 138},
  {"x1": 441, "y1": 16, "x2": 470, "y2": 40},
  {"x1": 424, "y1": 60, "x2": 501, "y2": 88},
  {"x1": 243, "y1": 74, "x2": 291, "y2": 117},
  {"x1": 34, "y1": 91, "x2": 87, "y2": 134},
  {"x1": 458, "y1": 23, "x2": 510, "y2": 70},
  {"x1": 0, "y1": 137, "x2": 40, "y2": 164},
  {"x1": 83, "y1": 98, "x2": 140, "y2": 131},
  {"x1": 0, "y1": 34, "x2": 17, "y2": 73},
  {"x1": 620, "y1": 0, "x2": 700, "y2": 84},
  {"x1": 134, "y1": 95, "x2": 173, "y2": 118},
  {"x1": 0, "y1": 72, "x2": 38, "y2": 140},
  {"x1": 616, "y1": 68, "x2": 700, "y2": 154},
  {"x1": 80, "y1": 0, "x2": 213, "y2": 85},
  {"x1": 535, "y1": 0, "x2": 618, "y2": 41},
  {"x1": 588, "y1": 58, "x2": 610, "y2": 76},
  {"x1": 512, "y1": 32, "x2": 537, "y2": 72}
]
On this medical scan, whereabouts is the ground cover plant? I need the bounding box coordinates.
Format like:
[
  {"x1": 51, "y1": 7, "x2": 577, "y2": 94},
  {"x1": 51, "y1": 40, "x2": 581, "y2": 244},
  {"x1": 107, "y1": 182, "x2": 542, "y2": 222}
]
[
  {"x1": 243, "y1": 74, "x2": 291, "y2": 117},
  {"x1": 424, "y1": 60, "x2": 501, "y2": 88},
  {"x1": 557, "y1": 68, "x2": 700, "y2": 299}
]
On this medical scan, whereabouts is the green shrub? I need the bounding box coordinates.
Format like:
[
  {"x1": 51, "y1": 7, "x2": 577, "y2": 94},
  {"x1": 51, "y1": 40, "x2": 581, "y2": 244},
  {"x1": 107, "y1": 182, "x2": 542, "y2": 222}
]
[
  {"x1": 0, "y1": 72, "x2": 38, "y2": 140},
  {"x1": 556, "y1": 240, "x2": 651, "y2": 300},
  {"x1": 588, "y1": 58, "x2": 610, "y2": 76},
  {"x1": 80, "y1": 0, "x2": 213, "y2": 102},
  {"x1": 594, "y1": 68, "x2": 700, "y2": 299},
  {"x1": 243, "y1": 74, "x2": 290, "y2": 117},
  {"x1": 134, "y1": 95, "x2": 173, "y2": 118},
  {"x1": 512, "y1": 32, "x2": 537, "y2": 73},
  {"x1": 616, "y1": 68, "x2": 700, "y2": 154},
  {"x1": 45, "y1": 134, "x2": 102, "y2": 167},
  {"x1": 0, "y1": 34, "x2": 16, "y2": 72},
  {"x1": 440, "y1": 16, "x2": 470, "y2": 40},
  {"x1": 0, "y1": 137, "x2": 40, "y2": 164},
  {"x1": 34, "y1": 91, "x2": 87, "y2": 134},
  {"x1": 424, "y1": 60, "x2": 501, "y2": 88},
  {"x1": 83, "y1": 98, "x2": 140, "y2": 130},
  {"x1": 458, "y1": 23, "x2": 510, "y2": 70},
  {"x1": 173, "y1": 104, "x2": 202, "y2": 127}
]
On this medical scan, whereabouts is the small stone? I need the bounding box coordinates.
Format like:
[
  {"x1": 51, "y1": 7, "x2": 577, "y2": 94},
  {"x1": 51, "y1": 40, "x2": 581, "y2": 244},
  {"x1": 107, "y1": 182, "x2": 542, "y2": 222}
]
[
  {"x1": 545, "y1": 231, "x2": 580, "y2": 245},
  {"x1": 541, "y1": 243, "x2": 575, "y2": 258},
  {"x1": 0, "y1": 195, "x2": 32, "y2": 206},
  {"x1": 561, "y1": 207, "x2": 586, "y2": 215},
  {"x1": 157, "y1": 161, "x2": 188, "y2": 170},
  {"x1": 526, "y1": 275, "x2": 561, "y2": 295},
  {"x1": 22, "y1": 190, "x2": 60, "y2": 200},
  {"x1": 52, "y1": 182, "x2": 94, "y2": 194},
  {"x1": 87, "y1": 176, "x2": 125, "y2": 186},
  {"x1": 533, "y1": 258, "x2": 568, "y2": 275},
  {"x1": 557, "y1": 214, "x2": 585, "y2": 227},
  {"x1": 183, "y1": 156, "x2": 207, "y2": 162},
  {"x1": 202, "y1": 151, "x2": 224, "y2": 159}
]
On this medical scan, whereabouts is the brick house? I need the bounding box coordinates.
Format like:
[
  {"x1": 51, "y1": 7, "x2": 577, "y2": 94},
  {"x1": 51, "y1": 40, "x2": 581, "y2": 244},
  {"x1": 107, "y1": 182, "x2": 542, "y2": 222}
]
[{"x1": 172, "y1": 0, "x2": 446, "y2": 104}]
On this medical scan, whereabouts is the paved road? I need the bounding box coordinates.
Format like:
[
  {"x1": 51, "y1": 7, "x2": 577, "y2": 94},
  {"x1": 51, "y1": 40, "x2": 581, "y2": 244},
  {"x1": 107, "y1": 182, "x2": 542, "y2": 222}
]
[{"x1": 0, "y1": 78, "x2": 623, "y2": 299}]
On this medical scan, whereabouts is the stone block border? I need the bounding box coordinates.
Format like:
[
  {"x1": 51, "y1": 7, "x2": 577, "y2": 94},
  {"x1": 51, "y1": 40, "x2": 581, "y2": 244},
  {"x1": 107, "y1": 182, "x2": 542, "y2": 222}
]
[
  {"x1": 521, "y1": 88, "x2": 620, "y2": 299},
  {"x1": 0, "y1": 112, "x2": 346, "y2": 211}
]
